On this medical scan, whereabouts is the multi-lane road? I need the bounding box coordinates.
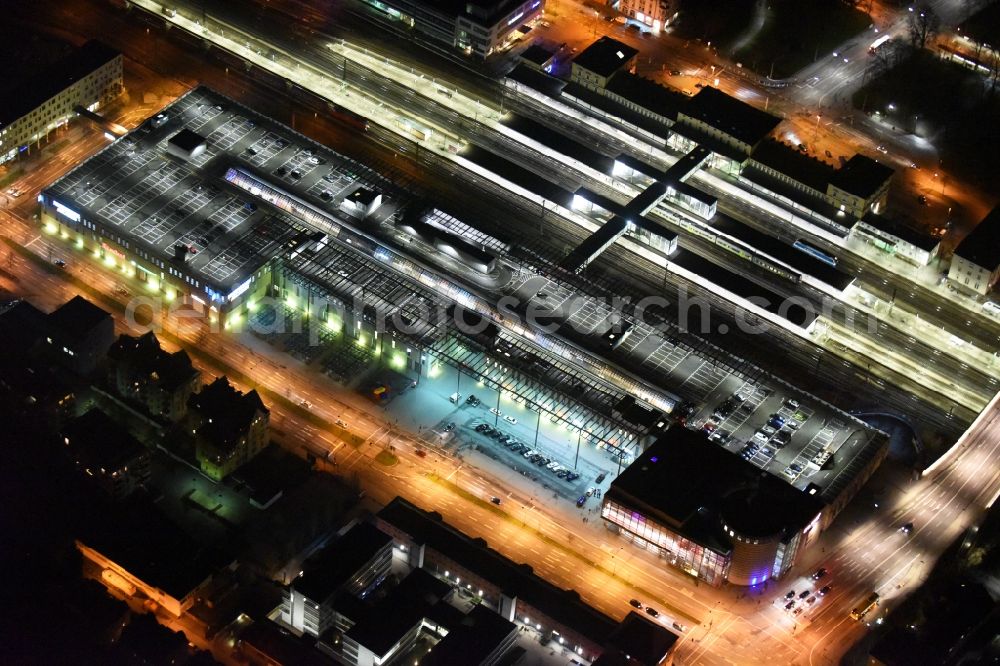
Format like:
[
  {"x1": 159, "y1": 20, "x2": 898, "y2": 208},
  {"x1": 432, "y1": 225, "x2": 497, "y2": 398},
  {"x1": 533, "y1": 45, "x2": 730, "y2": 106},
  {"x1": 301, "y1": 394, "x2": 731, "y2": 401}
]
[{"x1": 4, "y1": 0, "x2": 1000, "y2": 662}]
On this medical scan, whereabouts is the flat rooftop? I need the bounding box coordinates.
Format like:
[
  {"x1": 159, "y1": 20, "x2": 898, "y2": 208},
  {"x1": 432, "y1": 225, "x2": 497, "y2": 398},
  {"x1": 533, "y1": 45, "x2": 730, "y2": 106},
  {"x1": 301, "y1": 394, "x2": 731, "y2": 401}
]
[
  {"x1": 0, "y1": 39, "x2": 119, "y2": 127},
  {"x1": 573, "y1": 37, "x2": 639, "y2": 79},
  {"x1": 294, "y1": 522, "x2": 392, "y2": 602},
  {"x1": 954, "y1": 205, "x2": 1000, "y2": 269},
  {"x1": 607, "y1": 428, "x2": 825, "y2": 544},
  {"x1": 681, "y1": 87, "x2": 781, "y2": 148},
  {"x1": 603, "y1": 72, "x2": 686, "y2": 123},
  {"x1": 43, "y1": 86, "x2": 399, "y2": 293},
  {"x1": 859, "y1": 212, "x2": 940, "y2": 252},
  {"x1": 750, "y1": 139, "x2": 835, "y2": 193},
  {"x1": 377, "y1": 497, "x2": 620, "y2": 644},
  {"x1": 504, "y1": 115, "x2": 616, "y2": 175},
  {"x1": 828, "y1": 154, "x2": 893, "y2": 198}
]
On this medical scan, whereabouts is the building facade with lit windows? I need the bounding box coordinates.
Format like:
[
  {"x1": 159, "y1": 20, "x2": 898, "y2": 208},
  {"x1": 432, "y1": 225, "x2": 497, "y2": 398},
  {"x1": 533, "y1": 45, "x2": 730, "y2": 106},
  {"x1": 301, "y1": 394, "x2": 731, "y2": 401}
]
[
  {"x1": 602, "y1": 428, "x2": 825, "y2": 587},
  {"x1": 0, "y1": 40, "x2": 122, "y2": 164},
  {"x1": 617, "y1": 0, "x2": 676, "y2": 31},
  {"x1": 187, "y1": 376, "x2": 269, "y2": 481},
  {"x1": 364, "y1": 0, "x2": 545, "y2": 57},
  {"x1": 948, "y1": 205, "x2": 1000, "y2": 295}
]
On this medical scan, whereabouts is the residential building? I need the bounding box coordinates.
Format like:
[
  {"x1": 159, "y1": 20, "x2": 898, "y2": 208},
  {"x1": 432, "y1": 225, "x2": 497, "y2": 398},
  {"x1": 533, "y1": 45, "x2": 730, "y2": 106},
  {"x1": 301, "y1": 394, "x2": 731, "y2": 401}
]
[
  {"x1": 618, "y1": 0, "x2": 676, "y2": 31},
  {"x1": 601, "y1": 428, "x2": 825, "y2": 587},
  {"x1": 825, "y1": 154, "x2": 893, "y2": 219},
  {"x1": 571, "y1": 37, "x2": 639, "y2": 89},
  {"x1": 0, "y1": 299, "x2": 76, "y2": 411},
  {"x1": 107, "y1": 331, "x2": 200, "y2": 421},
  {"x1": 282, "y1": 522, "x2": 393, "y2": 638},
  {"x1": 362, "y1": 0, "x2": 545, "y2": 58},
  {"x1": 948, "y1": 205, "x2": 1000, "y2": 295},
  {"x1": 44, "y1": 295, "x2": 115, "y2": 375},
  {"x1": 61, "y1": 408, "x2": 151, "y2": 500},
  {"x1": 0, "y1": 40, "x2": 122, "y2": 163},
  {"x1": 188, "y1": 376, "x2": 269, "y2": 480}
]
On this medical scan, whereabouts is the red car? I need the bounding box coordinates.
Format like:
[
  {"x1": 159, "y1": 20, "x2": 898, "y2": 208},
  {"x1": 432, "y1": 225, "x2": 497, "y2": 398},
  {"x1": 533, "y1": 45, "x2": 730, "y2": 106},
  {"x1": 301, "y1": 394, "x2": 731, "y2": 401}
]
[{"x1": 416, "y1": 449, "x2": 427, "y2": 458}]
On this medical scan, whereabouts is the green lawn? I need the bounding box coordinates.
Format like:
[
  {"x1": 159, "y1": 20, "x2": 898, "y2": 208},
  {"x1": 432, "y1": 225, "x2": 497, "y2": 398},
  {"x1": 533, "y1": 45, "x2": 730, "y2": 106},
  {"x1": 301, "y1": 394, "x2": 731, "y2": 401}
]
[{"x1": 375, "y1": 449, "x2": 398, "y2": 466}]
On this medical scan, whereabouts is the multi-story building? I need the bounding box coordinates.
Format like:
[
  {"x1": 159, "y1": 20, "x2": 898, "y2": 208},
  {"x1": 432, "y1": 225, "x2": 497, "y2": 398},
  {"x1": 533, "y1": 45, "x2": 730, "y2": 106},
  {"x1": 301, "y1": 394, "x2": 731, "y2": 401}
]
[
  {"x1": 825, "y1": 154, "x2": 893, "y2": 219},
  {"x1": 107, "y1": 332, "x2": 200, "y2": 421},
  {"x1": 0, "y1": 40, "x2": 122, "y2": 164},
  {"x1": 282, "y1": 522, "x2": 394, "y2": 638},
  {"x1": 571, "y1": 37, "x2": 639, "y2": 89},
  {"x1": 364, "y1": 0, "x2": 545, "y2": 58},
  {"x1": 187, "y1": 376, "x2": 269, "y2": 480},
  {"x1": 948, "y1": 206, "x2": 1000, "y2": 295},
  {"x1": 675, "y1": 86, "x2": 782, "y2": 162},
  {"x1": 44, "y1": 295, "x2": 115, "y2": 376},
  {"x1": 61, "y1": 408, "x2": 151, "y2": 500},
  {"x1": 375, "y1": 497, "x2": 634, "y2": 662},
  {"x1": 601, "y1": 428, "x2": 826, "y2": 587},
  {"x1": 618, "y1": 0, "x2": 676, "y2": 31}
]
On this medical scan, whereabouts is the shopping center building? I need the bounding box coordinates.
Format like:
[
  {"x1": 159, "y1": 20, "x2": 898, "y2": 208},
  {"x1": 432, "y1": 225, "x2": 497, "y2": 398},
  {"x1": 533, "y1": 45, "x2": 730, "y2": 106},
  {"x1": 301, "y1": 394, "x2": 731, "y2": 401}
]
[{"x1": 602, "y1": 427, "x2": 828, "y2": 587}]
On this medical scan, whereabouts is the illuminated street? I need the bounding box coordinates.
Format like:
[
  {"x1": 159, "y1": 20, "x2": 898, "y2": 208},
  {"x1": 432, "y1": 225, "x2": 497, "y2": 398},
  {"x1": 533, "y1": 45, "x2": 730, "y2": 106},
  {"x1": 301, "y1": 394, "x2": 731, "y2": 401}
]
[{"x1": 2, "y1": 0, "x2": 999, "y2": 663}]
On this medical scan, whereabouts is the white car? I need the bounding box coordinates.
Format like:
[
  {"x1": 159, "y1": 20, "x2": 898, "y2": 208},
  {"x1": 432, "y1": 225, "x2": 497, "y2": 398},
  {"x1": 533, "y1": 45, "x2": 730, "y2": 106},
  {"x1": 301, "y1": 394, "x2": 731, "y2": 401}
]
[
  {"x1": 489, "y1": 407, "x2": 502, "y2": 417},
  {"x1": 503, "y1": 415, "x2": 518, "y2": 425}
]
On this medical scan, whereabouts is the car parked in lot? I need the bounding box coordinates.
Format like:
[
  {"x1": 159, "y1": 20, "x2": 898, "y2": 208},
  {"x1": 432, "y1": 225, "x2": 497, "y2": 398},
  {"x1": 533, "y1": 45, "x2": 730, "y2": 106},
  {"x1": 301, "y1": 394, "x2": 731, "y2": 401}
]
[
  {"x1": 812, "y1": 568, "x2": 828, "y2": 580},
  {"x1": 785, "y1": 590, "x2": 796, "y2": 600},
  {"x1": 644, "y1": 607, "x2": 659, "y2": 618},
  {"x1": 799, "y1": 590, "x2": 811, "y2": 599},
  {"x1": 629, "y1": 599, "x2": 643, "y2": 609},
  {"x1": 784, "y1": 398, "x2": 800, "y2": 410},
  {"x1": 767, "y1": 414, "x2": 786, "y2": 429},
  {"x1": 576, "y1": 495, "x2": 587, "y2": 507},
  {"x1": 785, "y1": 601, "x2": 795, "y2": 610}
]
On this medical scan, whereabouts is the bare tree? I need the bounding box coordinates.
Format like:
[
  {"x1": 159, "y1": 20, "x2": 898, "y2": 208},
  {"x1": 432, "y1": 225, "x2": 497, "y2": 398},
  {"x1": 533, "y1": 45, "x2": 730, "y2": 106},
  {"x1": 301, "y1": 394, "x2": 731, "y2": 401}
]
[
  {"x1": 987, "y1": 49, "x2": 1000, "y2": 97},
  {"x1": 907, "y1": 3, "x2": 941, "y2": 50}
]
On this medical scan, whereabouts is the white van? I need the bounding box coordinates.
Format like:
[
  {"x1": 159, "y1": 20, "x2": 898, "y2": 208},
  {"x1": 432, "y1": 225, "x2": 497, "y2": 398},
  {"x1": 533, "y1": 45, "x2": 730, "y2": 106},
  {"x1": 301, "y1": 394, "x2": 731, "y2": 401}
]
[{"x1": 449, "y1": 392, "x2": 462, "y2": 404}]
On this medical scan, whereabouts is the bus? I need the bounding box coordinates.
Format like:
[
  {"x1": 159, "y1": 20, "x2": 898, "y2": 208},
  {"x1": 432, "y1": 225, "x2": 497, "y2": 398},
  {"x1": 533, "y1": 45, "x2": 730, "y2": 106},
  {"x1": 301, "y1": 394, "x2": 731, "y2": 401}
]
[
  {"x1": 850, "y1": 592, "x2": 879, "y2": 620},
  {"x1": 868, "y1": 35, "x2": 891, "y2": 55},
  {"x1": 794, "y1": 239, "x2": 838, "y2": 267}
]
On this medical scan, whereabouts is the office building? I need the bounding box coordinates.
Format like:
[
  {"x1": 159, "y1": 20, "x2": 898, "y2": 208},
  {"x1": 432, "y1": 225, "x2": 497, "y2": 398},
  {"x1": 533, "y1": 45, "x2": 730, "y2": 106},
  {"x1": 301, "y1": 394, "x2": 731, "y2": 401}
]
[
  {"x1": 0, "y1": 40, "x2": 122, "y2": 163},
  {"x1": 948, "y1": 205, "x2": 1000, "y2": 295},
  {"x1": 376, "y1": 496, "x2": 623, "y2": 662},
  {"x1": 282, "y1": 522, "x2": 393, "y2": 638},
  {"x1": 107, "y1": 331, "x2": 200, "y2": 421},
  {"x1": 363, "y1": 0, "x2": 545, "y2": 57},
  {"x1": 187, "y1": 376, "x2": 269, "y2": 480},
  {"x1": 61, "y1": 408, "x2": 151, "y2": 500},
  {"x1": 601, "y1": 428, "x2": 826, "y2": 586}
]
